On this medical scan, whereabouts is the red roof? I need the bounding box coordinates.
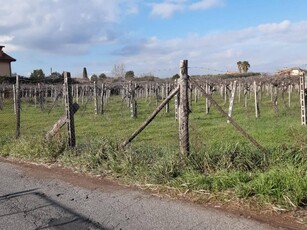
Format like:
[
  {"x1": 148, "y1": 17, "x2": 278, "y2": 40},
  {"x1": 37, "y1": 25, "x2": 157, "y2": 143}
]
[{"x1": 0, "y1": 46, "x2": 16, "y2": 62}]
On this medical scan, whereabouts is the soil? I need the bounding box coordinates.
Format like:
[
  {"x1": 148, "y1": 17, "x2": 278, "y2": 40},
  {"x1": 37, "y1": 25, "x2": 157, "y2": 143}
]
[{"x1": 1, "y1": 157, "x2": 306, "y2": 230}]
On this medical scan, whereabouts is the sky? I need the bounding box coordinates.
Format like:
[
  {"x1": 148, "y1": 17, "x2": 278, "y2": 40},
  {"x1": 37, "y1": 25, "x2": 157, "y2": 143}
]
[{"x1": 1, "y1": 0, "x2": 307, "y2": 78}]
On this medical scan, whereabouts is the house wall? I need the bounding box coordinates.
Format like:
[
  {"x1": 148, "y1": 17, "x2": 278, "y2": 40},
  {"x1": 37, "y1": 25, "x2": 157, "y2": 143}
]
[{"x1": 0, "y1": 62, "x2": 11, "y2": 76}]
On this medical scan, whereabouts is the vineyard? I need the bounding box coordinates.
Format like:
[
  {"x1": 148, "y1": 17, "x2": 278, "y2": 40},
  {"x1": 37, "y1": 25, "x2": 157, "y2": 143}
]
[{"x1": 1, "y1": 61, "x2": 307, "y2": 218}]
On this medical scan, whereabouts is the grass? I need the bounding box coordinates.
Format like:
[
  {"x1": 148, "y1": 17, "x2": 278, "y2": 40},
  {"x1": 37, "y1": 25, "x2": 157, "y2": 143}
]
[{"x1": 1, "y1": 89, "x2": 307, "y2": 213}]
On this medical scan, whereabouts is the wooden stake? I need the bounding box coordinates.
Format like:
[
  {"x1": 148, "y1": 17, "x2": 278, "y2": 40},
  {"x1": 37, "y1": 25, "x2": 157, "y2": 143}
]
[
  {"x1": 93, "y1": 81, "x2": 98, "y2": 115},
  {"x1": 165, "y1": 83, "x2": 170, "y2": 113},
  {"x1": 254, "y1": 81, "x2": 260, "y2": 118},
  {"x1": 227, "y1": 81, "x2": 237, "y2": 123},
  {"x1": 0, "y1": 89, "x2": 3, "y2": 110},
  {"x1": 64, "y1": 72, "x2": 76, "y2": 147},
  {"x1": 178, "y1": 60, "x2": 190, "y2": 158},
  {"x1": 205, "y1": 82, "x2": 210, "y2": 114},
  {"x1": 15, "y1": 75, "x2": 21, "y2": 139},
  {"x1": 175, "y1": 79, "x2": 179, "y2": 120},
  {"x1": 13, "y1": 84, "x2": 16, "y2": 114},
  {"x1": 100, "y1": 83, "x2": 104, "y2": 114},
  {"x1": 299, "y1": 73, "x2": 306, "y2": 125}
]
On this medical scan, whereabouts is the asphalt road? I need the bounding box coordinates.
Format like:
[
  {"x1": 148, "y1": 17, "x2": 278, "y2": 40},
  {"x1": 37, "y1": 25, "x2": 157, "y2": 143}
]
[{"x1": 0, "y1": 160, "x2": 281, "y2": 230}]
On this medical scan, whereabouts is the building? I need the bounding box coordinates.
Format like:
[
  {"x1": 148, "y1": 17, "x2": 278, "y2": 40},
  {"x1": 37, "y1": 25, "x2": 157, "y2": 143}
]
[
  {"x1": 275, "y1": 67, "x2": 306, "y2": 76},
  {"x1": 0, "y1": 46, "x2": 16, "y2": 77}
]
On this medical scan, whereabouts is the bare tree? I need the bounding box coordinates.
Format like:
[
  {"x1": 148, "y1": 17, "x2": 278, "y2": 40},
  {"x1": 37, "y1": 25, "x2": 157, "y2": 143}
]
[{"x1": 112, "y1": 63, "x2": 126, "y2": 79}]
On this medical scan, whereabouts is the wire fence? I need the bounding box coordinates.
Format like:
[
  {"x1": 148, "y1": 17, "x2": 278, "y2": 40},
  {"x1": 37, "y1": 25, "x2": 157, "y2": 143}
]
[{"x1": 1, "y1": 61, "x2": 307, "y2": 161}]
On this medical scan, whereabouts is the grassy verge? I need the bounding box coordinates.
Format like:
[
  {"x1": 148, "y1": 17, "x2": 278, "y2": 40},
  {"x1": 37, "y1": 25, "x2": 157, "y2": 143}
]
[{"x1": 1, "y1": 134, "x2": 307, "y2": 212}]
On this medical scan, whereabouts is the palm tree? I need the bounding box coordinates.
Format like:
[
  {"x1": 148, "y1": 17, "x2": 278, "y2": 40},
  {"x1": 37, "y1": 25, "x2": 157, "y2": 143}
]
[
  {"x1": 241, "y1": 61, "x2": 250, "y2": 73},
  {"x1": 237, "y1": 61, "x2": 250, "y2": 73},
  {"x1": 237, "y1": 61, "x2": 242, "y2": 73}
]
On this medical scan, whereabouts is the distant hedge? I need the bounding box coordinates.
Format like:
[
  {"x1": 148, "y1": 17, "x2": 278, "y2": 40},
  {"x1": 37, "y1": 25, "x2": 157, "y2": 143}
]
[{"x1": 0, "y1": 75, "x2": 64, "y2": 84}]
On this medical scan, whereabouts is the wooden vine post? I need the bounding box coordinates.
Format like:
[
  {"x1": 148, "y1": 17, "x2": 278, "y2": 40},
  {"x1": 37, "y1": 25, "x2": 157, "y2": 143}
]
[
  {"x1": 100, "y1": 83, "x2": 104, "y2": 115},
  {"x1": 205, "y1": 81, "x2": 210, "y2": 114},
  {"x1": 93, "y1": 80, "x2": 98, "y2": 115},
  {"x1": 175, "y1": 79, "x2": 179, "y2": 120},
  {"x1": 38, "y1": 83, "x2": 43, "y2": 111},
  {"x1": 64, "y1": 72, "x2": 76, "y2": 147},
  {"x1": 13, "y1": 84, "x2": 16, "y2": 114},
  {"x1": 15, "y1": 75, "x2": 21, "y2": 139},
  {"x1": 254, "y1": 81, "x2": 260, "y2": 118},
  {"x1": 165, "y1": 83, "x2": 170, "y2": 113},
  {"x1": 227, "y1": 81, "x2": 237, "y2": 123},
  {"x1": 299, "y1": 72, "x2": 306, "y2": 125},
  {"x1": 178, "y1": 60, "x2": 190, "y2": 159},
  {"x1": 130, "y1": 82, "x2": 137, "y2": 118},
  {"x1": 0, "y1": 88, "x2": 3, "y2": 110}
]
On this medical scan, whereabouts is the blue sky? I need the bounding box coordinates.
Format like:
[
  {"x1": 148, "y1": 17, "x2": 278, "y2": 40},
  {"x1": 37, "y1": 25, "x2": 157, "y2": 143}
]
[{"x1": 1, "y1": 0, "x2": 307, "y2": 78}]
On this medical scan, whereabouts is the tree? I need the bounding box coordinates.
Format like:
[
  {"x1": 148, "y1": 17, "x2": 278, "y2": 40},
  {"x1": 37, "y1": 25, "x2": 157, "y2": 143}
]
[
  {"x1": 125, "y1": 70, "x2": 135, "y2": 80},
  {"x1": 237, "y1": 61, "x2": 242, "y2": 73},
  {"x1": 91, "y1": 74, "x2": 98, "y2": 82},
  {"x1": 30, "y1": 69, "x2": 45, "y2": 80},
  {"x1": 241, "y1": 61, "x2": 250, "y2": 73},
  {"x1": 49, "y1": 72, "x2": 62, "y2": 78},
  {"x1": 172, "y1": 74, "x2": 180, "y2": 80},
  {"x1": 237, "y1": 61, "x2": 250, "y2": 73},
  {"x1": 99, "y1": 73, "x2": 107, "y2": 80},
  {"x1": 82, "y1": 67, "x2": 88, "y2": 79},
  {"x1": 112, "y1": 63, "x2": 125, "y2": 79}
]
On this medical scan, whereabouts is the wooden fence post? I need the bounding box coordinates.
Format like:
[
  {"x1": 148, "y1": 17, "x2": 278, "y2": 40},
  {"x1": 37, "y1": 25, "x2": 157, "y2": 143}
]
[
  {"x1": 178, "y1": 60, "x2": 190, "y2": 160},
  {"x1": 15, "y1": 75, "x2": 21, "y2": 139},
  {"x1": 64, "y1": 72, "x2": 76, "y2": 147}
]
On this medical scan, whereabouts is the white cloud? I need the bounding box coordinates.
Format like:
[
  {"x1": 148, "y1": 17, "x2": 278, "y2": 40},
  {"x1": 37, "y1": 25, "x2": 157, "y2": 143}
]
[
  {"x1": 0, "y1": 35, "x2": 14, "y2": 43},
  {"x1": 257, "y1": 20, "x2": 291, "y2": 33},
  {"x1": 150, "y1": 0, "x2": 225, "y2": 18},
  {"x1": 0, "y1": 0, "x2": 137, "y2": 54},
  {"x1": 115, "y1": 20, "x2": 307, "y2": 75},
  {"x1": 189, "y1": 0, "x2": 225, "y2": 10},
  {"x1": 150, "y1": 2, "x2": 185, "y2": 18}
]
